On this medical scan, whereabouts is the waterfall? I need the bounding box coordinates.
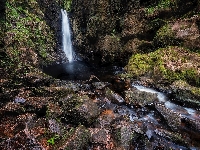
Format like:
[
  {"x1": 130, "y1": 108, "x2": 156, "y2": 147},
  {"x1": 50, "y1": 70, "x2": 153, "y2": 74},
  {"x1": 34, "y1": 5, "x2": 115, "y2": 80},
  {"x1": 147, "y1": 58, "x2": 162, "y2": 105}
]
[{"x1": 61, "y1": 9, "x2": 74, "y2": 62}]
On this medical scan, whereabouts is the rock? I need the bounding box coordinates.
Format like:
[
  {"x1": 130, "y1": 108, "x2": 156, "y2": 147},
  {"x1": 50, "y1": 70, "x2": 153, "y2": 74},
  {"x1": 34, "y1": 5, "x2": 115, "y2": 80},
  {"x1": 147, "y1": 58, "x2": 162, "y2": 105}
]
[
  {"x1": 59, "y1": 125, "x2": 90, "y2": 150},
  {"x1": 124, "y1": 38, "x2": 153, "y2": 54},
  {"x1": 95, "y1": 109, "x2": 118, "y2": 128},
  {"x1": 121, "y1": 10, "x2": 147, "y2": 38},
  {"x1": 92, "y1": 81, "x2": 107, "y2": 90},
  {"x1": 170, "y1": 80, "x2": 200, "y2": 109},
  {"x1": 89, "y1": 128, "x2": 115, "y2": 150},
  {"x1": 105, "y1": 88, "x2": 125, "y2": 105},
  {"x1": 14, "y1": 97, "x2": 26, "y2": 104},
  {"x1": 60, "y1": 94, "x2": 101, "y2": 125},
  {"x1": 71, "y1": 0, "x2": 143, "y2": 65},
  {"x1": 0, "y1": 113, "x2": 47, "y2": 150},
  {"x1": 154, "y1": 17, "x2": 200, "y2": 51},
  {"x1": 155, "y1": 103, "x2": 182, "y2": 130},
  {"x1": 125, "y1": 88, "x2": 158, "y2": 107}
]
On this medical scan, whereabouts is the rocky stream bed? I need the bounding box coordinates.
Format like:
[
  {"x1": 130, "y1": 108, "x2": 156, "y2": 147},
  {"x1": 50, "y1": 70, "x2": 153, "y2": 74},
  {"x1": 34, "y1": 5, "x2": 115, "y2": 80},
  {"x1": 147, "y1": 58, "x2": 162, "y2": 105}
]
[{"x1": 0, "y1": 63, "x2": 200, "y2": 150}]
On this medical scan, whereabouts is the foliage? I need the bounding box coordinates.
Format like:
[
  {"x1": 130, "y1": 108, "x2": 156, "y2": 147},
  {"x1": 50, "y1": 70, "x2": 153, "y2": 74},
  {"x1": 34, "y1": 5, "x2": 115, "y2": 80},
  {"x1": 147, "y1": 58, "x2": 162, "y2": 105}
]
[{"x1": 47, "y1": 134, "x2": 60, "y2": 145}]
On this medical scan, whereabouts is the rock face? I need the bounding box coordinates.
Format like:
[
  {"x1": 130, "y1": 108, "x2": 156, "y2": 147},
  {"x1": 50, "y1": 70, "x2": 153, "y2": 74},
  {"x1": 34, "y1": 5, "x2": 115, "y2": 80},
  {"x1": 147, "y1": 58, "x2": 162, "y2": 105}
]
[
  {"x1": 71, "y1": 0, "x2": 200, "y2": 66},
  {"x1": 71, "y1": 0, "x2": 140, "y2": 65}
]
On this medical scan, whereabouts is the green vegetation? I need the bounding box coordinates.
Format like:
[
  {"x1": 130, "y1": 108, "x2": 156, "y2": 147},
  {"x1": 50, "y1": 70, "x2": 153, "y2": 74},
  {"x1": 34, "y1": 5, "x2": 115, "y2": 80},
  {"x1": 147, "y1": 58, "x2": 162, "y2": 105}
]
[
  {"x1": 125, "y1": 46, "x2": 200, "y2": 86},
  {"x1": 63, "y1": 0, "x2": 73, "y2": 12},
  {"x1": 5, "y1": 0, "x2": 56, "y2": 67},
  {"x1": 145, "y1": 0, "x2": 177, "y2": 15},
  {"x1": 47, "y1": 134, "x2": 60, "y2": 145},
  {"x1": 153, "y1": 22, "x2": 181, "y2": 48}
]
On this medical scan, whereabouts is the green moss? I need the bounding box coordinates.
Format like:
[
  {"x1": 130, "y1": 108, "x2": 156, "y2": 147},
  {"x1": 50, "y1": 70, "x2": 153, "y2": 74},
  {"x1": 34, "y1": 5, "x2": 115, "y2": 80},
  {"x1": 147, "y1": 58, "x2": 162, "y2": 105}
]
[
  {"x1": 145, "y1": 0, "x2": 177, "y2": 15},
  {"x1": 153, "y1": 23, "x2": 181, "y2": 47},
  {"x1": 63, "y1": 0, "x2": 72, "y2": 12},
  {"x1": 126, "y1": 46, "x2": 200, "y2": 86},
  {"x1": 5, "y1": 0, "x2": 56, "y2": 65},
  {"x1": 172, "y1": 80, "x2": 200, "y2": 96}
]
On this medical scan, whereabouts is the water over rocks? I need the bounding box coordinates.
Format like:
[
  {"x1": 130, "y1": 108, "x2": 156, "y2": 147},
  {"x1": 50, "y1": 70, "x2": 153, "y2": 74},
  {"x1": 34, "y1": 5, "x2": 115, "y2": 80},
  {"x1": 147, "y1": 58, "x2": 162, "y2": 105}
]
[{"x1": 1, "y1": 72, "x2": 200, "y2": 149}]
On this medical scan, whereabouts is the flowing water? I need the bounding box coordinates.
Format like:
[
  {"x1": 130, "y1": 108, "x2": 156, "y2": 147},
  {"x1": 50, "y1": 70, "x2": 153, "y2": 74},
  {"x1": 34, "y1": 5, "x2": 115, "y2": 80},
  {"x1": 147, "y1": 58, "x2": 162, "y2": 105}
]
[
  {"x1": 43, "y1": 9, "x2": 200, "y2": 149},
  {"x1": 133, "y1": 84, "x2": 200, "y2": 121},
  {"x1": 61, "y1": 9, "x2": 74, "y2": 62}
]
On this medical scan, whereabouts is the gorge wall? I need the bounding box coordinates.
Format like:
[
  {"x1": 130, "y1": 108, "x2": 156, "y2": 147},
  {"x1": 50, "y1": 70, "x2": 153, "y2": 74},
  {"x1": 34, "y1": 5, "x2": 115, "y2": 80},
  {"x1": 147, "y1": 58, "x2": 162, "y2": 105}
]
[{"x1": 71, "y1": 0, "x2": 200, "y2": 67}]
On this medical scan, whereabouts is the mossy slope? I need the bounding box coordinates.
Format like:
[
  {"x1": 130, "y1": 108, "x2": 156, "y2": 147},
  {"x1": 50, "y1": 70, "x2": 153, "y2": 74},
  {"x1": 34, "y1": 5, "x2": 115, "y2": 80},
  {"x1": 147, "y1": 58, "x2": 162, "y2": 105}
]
[{"x1": 125, "y1": 46, "x2": 200, "y2": 86}]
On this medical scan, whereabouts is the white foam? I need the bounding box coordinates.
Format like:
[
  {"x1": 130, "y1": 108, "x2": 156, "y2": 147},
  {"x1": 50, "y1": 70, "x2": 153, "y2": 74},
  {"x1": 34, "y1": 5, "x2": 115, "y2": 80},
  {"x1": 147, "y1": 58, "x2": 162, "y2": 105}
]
[{"x1": 133, "y1": 85, "x2": 167, "y2": 102}]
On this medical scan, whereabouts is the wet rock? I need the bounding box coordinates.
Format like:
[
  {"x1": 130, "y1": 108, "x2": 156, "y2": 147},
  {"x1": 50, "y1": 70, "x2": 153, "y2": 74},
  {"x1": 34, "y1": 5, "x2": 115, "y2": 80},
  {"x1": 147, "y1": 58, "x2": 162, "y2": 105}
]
[
  {"x1": 105, "y1": 88, "x2": 125, "y2": 105},
  {"x1": 95, "y1": 109, "x2": 118, "y2": 128},
  {"x1": 183, "y1": 117, "x2": 200, "y2": 131},
  {"x1": 59, "y1": 125, "x2": 90, "y2": 150},
  {"x1": 109, "y1": 77, "x2": 131, "y2": 93},
  {"x1": 155, "y1": 103, "x2": 182, "y2": 130},
  {"x1": 60, "y1": 94, "x2": 101, "y2": 125},
  {"x1": 89, "y1": 128, "x2": 115, "y2": 150},
  {"x1": 154, "y1": 128, "x2": 189, "y2": 147},
  {"x1": 46, "y1": 101, "x2": 63, "y2": 119},
  {"x1": 92, "y1": 81, "x2": 107, "y2": 90},
  {"x1": 170, "y1": 80, "x2": 200, "y2": 109},
  {"x1": 14, "y1": 97, "x2": 26, "y2": 104},
  {"x1": 1, "y1": 102, "x2": 25, "y2": 114},
  {"x1": 125, "y1": 88, "x2": 158, "y2": 107},
  {"x1": 113, "y1": 122, "x2": 141, "y2": 150},
  {"x1": 48, "y1": 119, "x2": 61, "y2": 134},
  {"x1": 0, "y1": 113, "x2": 47, "y2": 150}
]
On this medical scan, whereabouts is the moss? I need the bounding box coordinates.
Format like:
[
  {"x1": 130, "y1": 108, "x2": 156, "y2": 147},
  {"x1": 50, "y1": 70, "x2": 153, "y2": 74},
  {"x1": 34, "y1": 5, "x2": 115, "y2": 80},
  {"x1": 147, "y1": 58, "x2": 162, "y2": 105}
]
[
  {"x1": 145, "y1": 0, "x2": 178, "y2": 15},
  {"x1": 125, "y1": 46, "x2": 200, "y2": 86},
  {"x1": 153, "y1": 23, "x2": 181, "y2": 48},
  {"x1": 172, "y1": 80, "x2": 200, "y2": 97},
  {"x1": 5, "y1": 0, "x2": 56, "y2": 66},
  {"x1": 63, "y1": 0, "x2": 73, "y2": 12}
]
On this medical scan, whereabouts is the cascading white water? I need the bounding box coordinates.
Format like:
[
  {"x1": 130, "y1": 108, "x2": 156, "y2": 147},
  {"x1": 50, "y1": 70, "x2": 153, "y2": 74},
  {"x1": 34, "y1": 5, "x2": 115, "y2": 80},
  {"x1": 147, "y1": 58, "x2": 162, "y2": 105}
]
[
  {"x1": 61, "y1": 9, "x2": 74, "y2": 62},
  {"x1": 132, "y1": 84, "x2": 200, "y2": 120}
]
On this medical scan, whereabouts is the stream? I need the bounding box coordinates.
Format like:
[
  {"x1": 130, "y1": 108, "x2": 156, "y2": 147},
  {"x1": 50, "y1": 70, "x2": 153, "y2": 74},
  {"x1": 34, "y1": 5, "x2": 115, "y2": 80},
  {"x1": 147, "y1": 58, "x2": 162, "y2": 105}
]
[
  {"x1": 43, "y1": 61, "x2": 200, "y2": 149},
  {"x1": 40, "y1": 8, "x2": 200, "y2": 149}
]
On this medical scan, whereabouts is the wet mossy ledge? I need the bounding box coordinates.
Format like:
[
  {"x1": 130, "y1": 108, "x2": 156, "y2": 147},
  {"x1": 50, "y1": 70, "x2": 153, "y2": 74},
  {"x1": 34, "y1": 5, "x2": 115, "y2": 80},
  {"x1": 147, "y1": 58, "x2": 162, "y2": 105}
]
[{"x1": 125, "y1": 46, "x2": 200, "y2": 87}]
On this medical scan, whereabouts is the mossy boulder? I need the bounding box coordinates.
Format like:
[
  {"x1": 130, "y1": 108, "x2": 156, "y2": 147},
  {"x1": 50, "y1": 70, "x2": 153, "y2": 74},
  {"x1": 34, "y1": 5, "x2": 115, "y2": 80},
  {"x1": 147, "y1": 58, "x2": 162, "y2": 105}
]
[
  {"x1": 125, "y1": 46, "x2": 200, "y2": 86},
  {"x1": 59, "y1": 94, "x2": 101, "y2": 125},
  {"x1": 170, "y1": 80, "x2": 200, "y2": 108},
  {"x1": 153, "y1": 23, "x2": 182, "y2": 47}
]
